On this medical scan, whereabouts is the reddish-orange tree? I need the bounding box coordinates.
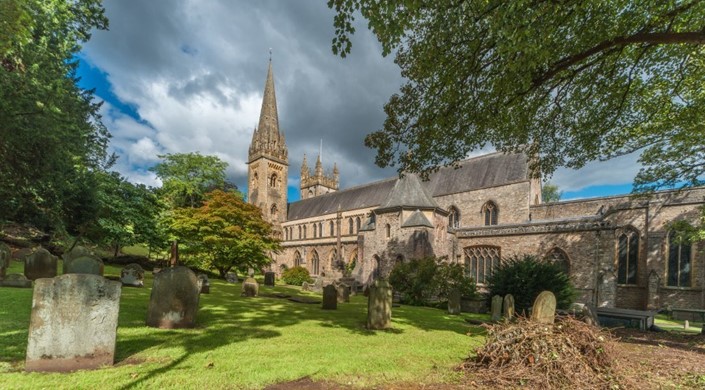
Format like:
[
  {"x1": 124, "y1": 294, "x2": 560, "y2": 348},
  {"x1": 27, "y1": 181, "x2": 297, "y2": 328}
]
[{"x1": 171, "y1": 190, "x2": 280, "y2": 277}]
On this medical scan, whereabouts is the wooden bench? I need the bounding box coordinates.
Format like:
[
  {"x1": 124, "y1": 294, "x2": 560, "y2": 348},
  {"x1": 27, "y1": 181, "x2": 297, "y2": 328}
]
[
  {"x1": 595, "y1": 307, "x2": 656, "y2": 331},
  {"x1": 670, "y1": 308, "x2": 705, "y2": 322}
]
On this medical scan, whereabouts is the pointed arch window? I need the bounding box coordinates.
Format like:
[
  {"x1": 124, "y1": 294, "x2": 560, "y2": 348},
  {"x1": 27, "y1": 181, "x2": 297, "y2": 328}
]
[
  {"x1": 310, "y1": 250, "x2": 320, "y2": 275},
  {"x1": 464, "y1": 246, "x2": 500, "y2": 285},
  {"x1": 329, "y1": 221, "x2": 335, "y2": 236},
  {"x1": 313, "y1": 223, "x2": 318, "y2": 238},
  {"x1": 546, "y1": 247, "x2": 570, "y2": 276},
  {"x1": 356, "y1": 217, "x2": 361, "y2": 232},
  {"x1": 482, "y1": 201, "x2": 498, "y2": 226},
  {"x1": 270, "y1": 204, "x2": 278, "y2": 219},
  {"x1": 298, "y1": 226, "x2": 302, "y2": 239},
  {"x1": 284, "y1": 227, "x2": 288, "y2": 240},
  {"x1": 319, "y1": 222, "x2": 323, "y2": 237},
  {"x1": 448, "y1": 206, "x2": 460, "y2": 228},
  {"x1": 617, "y1": 230, "x2": 639, "y2": 285},
  {"x1": 667, "y1": 230, "x2": 692, "y2": 287},
  {"x1": 269, "y1": 173, "x2": 278, "y2": 188},
  {"x1": 294, "y1": 250, "x2": 302, "y2": 267},
  {"x1": 308, "y1": 189, "x2": 314, "y2": 198},
  {"x1": 385, "y1": 223, "x2": 391, "y2": 239},
  {"x1": 348, "y1": 218, "x2": 353, "y2": 235},
  {"x1": 303, "y1": 225, "x2": 307, "y2": 239}
]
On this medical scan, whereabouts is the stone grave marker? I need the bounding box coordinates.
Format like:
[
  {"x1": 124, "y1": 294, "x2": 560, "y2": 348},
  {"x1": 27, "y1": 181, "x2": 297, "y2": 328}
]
[
  {"x1": 367, "y1": 279, "x2": 393, "y2": 329},
  {"x1": 0, "y1": 273, "x2": 32, "y2": 288},
  {"x1": 0, "y1": 242, "x2": 11, "y2": 278},
  {"x1": 24, "y1": 248, "x2": 57, "y2": 281},
  {"x1": 263, "y1": 271, "x2": 275, "y2": 286},
  {"x1": 301, "y1": 282, "x2": 311, "y2": 291},
  {"x1": 225, "y1": 272, "x2": 238, "y2": 283},
  {"x1": 335, "y1": 282, "x2": 350, "y2": 303},
  {"x1": 322, "y1": 284, "x2": 338, "y2": 310},
  {"x1": 197, "y1": 273, "x2": 210, "y2": 294},
  {"x1": 502, "y1": 294, "x2": 515, "y2": 319},
  {"x1": 146, "y1": 266, "x2": 200, "y2": 329},
  {"x1": 312, "y1": 276, "x2": 323, "y2": 293},
  {"x1": 120, "y1": 263, "x2": 144, "y2": 287},
  {"x1": 490, "y1": 295, "x2": 503, "y2": 322},
  {"x1": 25, "y1": 274, "x2": 121, "y2": 372},
  {"x1": 64, "y1": 255, "x2": 104, "y2": 276},
  {"x1": 448, "y1": 289, "x2": 461, "y2": 315},
  {"x1": 61, "y1": 245, "x2": 92, "y2": 274},
  {"x1": 242, "y1": 277, "x2": 259, "y2": 297},
  {"x1": 13, "y1": 247, "x2": 34, "y2": 262},
  {"x1": 530, "y1": 290, "x2": 557, "y2": 324}
]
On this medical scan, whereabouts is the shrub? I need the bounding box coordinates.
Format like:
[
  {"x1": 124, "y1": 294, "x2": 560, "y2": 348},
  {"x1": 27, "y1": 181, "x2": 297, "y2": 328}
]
[
  {"x1": 486, "y1": 254, "x2": 576, "y2": 313},
  {"x1": 389, "y1": 256, "x2": 476, "y2": 306},
  {"x1": 281, "y1": 266, "x2": 313, "y2": 286}
]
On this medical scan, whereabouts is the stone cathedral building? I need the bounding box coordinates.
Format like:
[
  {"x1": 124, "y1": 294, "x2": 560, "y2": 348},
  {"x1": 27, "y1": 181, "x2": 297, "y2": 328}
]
[{"x1": 247, "y1": 61, "x2": 705, "y2": 311}]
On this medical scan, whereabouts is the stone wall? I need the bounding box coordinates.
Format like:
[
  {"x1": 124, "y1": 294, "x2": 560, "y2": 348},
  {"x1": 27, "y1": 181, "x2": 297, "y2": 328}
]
[{"x1": 435, "y1": 181, "x2": 531, "y2": 227}]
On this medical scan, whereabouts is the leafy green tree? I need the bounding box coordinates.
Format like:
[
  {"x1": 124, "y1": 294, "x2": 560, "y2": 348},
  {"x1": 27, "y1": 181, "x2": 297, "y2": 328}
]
[
  {"x1": 150, "y1": 152, "x2": 230, "y2": 208},
  {"x1": 170, "y1": 190, "x2": 280, "y2": 277},
  {"x1": 389, "y1": 257, "x2": 476, "y2": 306},
  {"x1": 541, "y1": 183, "x2": 563, "y2": 203},
  {"x1": 328, "y1": 1, "x2": 705, "y2": 191},
  {"x1": 0, "y1": 0, "x2": 111, "y2": 229}
]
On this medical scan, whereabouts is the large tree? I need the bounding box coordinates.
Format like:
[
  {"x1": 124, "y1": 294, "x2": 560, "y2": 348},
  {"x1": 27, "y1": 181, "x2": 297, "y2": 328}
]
[
  {"x1": 170, "y1": 190, "x2": 280, "y2": 277},
  {"x1": 150, "y1": 152, "x2": 230, "y2": 208},
  {"x1": 0, "y1": 0, "x2": 111, "y2": 228},
  {"x1": 328, "y1": 1, "x2": 705, "y2": 192}
]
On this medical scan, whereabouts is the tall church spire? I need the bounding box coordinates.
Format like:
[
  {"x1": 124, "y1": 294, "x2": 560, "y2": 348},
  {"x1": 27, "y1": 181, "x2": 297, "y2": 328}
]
[{"x1": 248, "y1": 59, "x2": 287, "y2": 163}]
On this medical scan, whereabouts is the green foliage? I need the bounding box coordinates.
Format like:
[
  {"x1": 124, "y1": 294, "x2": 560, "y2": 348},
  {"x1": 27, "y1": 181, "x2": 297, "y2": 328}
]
[
  {"x1": 281, "y1": 266, "x2": 313, "y2": 286},
  {"x1": 329, "y1": 1, "x2": 705, "y2": 191},
  {"x1": 389, "y1": 257, "x2": 476, "y2": 306},
  {"x1": 541, "y1": 182, "x2": 563, "y2": 203},
  {"x1": 150, "y1": 152, "x2": 231, "y2": 208},
  {"x1": 0, "y1": 0, "x2": 110, "y2": 230},
  {"x1": 170, "y1": 190, "x2": 280, "y2": 277},
  {"x1": 486, "y1": 255, "x2": 576, "y2": 313}
]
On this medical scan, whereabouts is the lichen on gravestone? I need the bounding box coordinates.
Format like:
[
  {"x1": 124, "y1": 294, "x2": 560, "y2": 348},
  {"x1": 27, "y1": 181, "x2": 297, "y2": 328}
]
[{"x1": 530, "y1": 290, "x2": 557, "y2": 324}]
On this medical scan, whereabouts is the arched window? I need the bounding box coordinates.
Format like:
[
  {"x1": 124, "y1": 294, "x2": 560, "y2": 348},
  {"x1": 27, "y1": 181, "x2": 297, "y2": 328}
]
[
  {"x1": 395, "y1": 254, "x2": 404, "y2": 266},
  {"x1": 284, "y1": 227, "x2": 288, "y2": 240},
  {"x1": 329, "y1": 221, "x2": 335, "y2": 236},
  {"x1": 348, "y1": 218, "x2": 353, "y2": 235},
  {"x1": 313, "y1": 223, "x2": 317, "y2": 238},
  {"x1": 464, "y1": 246, "x2": 500, "y2": 285},
  {"x1": 310, "y1": 250, "x2": 320, "y2": 275},
  {"x1": 617, "y1": 230, "x2": 639, "y2": 285},
  {"x1": 270, "y1": 204, "x2": 278, "y2": 219},
  {"x1": 372, "y1": 255, "x2": 381, "y2": 279},
  {"x1": 294, "y1": 250, "x2": 302, "y2": 267},
  {"x1": 385, "y1": 223, "x2": 391, "y2": 239},
  {"x1": 329, "y1": 249, "x2": 337, "y2": 268},
  {"x1": 448, "y1": 206, "x2": 460, "y2": 228},
  {"x1": 667, "y1": 230, "x2": 692, "y2": 287},
  {"x1": 308, "y1": 189, "x2": 314, "y2": 198},
  {"x1": 546, "y1": 247, "x2": 570, "y2": 276},
  {"x1": 298, "y1": 226, "x2": 302, "y2": 239},
  {"x1": 356, "y1": 217, "x2": 361, "y2": 232},
  {"x1": 303, "y1": 225, "x2": 307, "y2": 239},
  {"x1": 482, "y1": 201, "x2": 498, "y2": 226},
  {"x1": 319, "y1": 222, "x2": 323, "y2": 237},
  {"x1": 252, "y1": 172, "x2": 258, "y2": 185},
  {"x1": 269, "y1": 173, "x2": 277, "y2": 188}
]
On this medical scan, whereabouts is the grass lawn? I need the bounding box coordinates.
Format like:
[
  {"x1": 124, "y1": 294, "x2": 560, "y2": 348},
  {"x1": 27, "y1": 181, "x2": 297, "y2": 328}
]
[
  {"x1": 0, "y1": 261, "x2": 486, "y2": 389},
  {"x1": 654, "y1": 313, "x2": 703, "y2": 333}
]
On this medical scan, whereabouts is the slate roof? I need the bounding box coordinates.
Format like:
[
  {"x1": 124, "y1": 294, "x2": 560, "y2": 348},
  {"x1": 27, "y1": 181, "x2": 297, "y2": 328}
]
[
  {"x1": 401, "y1": 210, "x2": 434, "y2": 228},
  {"x1": 379, "y1": 173, "x2": 438, "y2": 210},
  {"x1": 286, "y1": 152, "x2": 528, "y2": 221}
]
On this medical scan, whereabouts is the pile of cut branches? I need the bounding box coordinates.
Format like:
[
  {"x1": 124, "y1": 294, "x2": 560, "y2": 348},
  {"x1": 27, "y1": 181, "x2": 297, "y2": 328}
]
[{"x1": 462, "y1": 315, "x2": 621, "y2": 389}]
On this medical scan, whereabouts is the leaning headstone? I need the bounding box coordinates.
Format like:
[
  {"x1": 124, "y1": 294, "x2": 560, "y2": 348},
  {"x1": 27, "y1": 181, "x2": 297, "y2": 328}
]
[
  {"x1": 225, "y1": 272, "x2": 238, "y2": 283},
  {"x1": 0, "y1": 242, "x2": 10, "y2": 278},
  {"x1": 146, "y1": 266, "x2": 200, "y2": 329},
  {"x1": 24, "y1": 248, "x2": 57, "y2": 280},
  {"x1": 61, "y1": 245, "x2": 92, "y2": 274},
  {"x1": 242, "y1": 277, "x2": 259, "y2": 297},
  {"x1": 530, "y1": 291, "x2": 557, "y2": 324},
  {"x1": 502, "y1": 294, "x2": 515, "y2": 319},
  {"x1": 367, "y1": 279, "x2": 393, "y2": 329},
  {"x1": 448, "y1": 289, "x2": 461, "y2": 315},
  {"x1": 64, "y1": 255, "x2": 104, "y2": 276},
  {"x1": 322, "y1": 285, "x2": 338, "y2": 310},
  {"x1": 335, "y1": 282, "x2": 350, "y2": 303},
  {"x1": 25, "y1": 274, "x2": 121, "y2": 372},
  {"x1": 264, "y1": 271, "x2": 275, "y2": 286},
  {"x1": 197, "y1": 273, "x2": 210, "y2": 294},
  {"x1": 0, "y1": 273, "x2": 32, "y2": 288},
  {"x1": 490, "y1": 295, "x2": 503, "y2": 322},
  {"x1": 120, "y1": 264, "x2": 144, "y2": 287}
]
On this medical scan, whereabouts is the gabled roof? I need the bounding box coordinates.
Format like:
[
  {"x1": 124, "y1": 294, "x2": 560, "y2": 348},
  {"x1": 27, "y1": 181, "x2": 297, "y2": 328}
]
[
  {"x1": 379, "y1": 173, "x2": 438, "y2": 210},
  {"x1": 401, "y1": 210, "x2": 434, "y2": 228}
]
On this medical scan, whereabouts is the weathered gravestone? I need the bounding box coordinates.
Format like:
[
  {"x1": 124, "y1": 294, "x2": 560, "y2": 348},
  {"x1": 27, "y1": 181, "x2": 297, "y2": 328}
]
[
  {"x1": 263, "y1": 271, "x2": 275, "y2": 286},
  {"x1": 197, "y1": 273, "x2": 210, "y2": 294},
  {"x1": 242, "y1": 277, "x2": 259, "y2": 297},
  {"x1": 24, "y1": 248, "x2": 57, "y2": 280},
  {"x1": 530, "y1": 290, "x2": 557, "y2": 324},
  {"x1": 311, "y1": 276, "x2": 323, "y2": 293},
  {"x1": 448, "y1": 289, "x2": 461, "y2": 315},
  {"x1": 503, "y1": 294, "x2": 515, "y2": 319},
  {"x1": 61, "y1": 245, "x2": 92, "y2": 274},
  {"x1": 120, "y1": 264, "x2": 144, "y2": 287},
  {"x1": 146, "y1": 266, "x2": 200, "y2": 329},
  {"x1": 335, "y1": 282, "x2": 350, "y2": 303},
  {"x1": 25, "y1": 274, "x2": 121, "y2": 372},
  {"x1": 0, "y1": 273, "x2": 32, "y2": 288},
  {"x1": 0, "y1": 242, "x2": 11, "y2": 279},
  {"x1": 322, "y1": 285, "x2": 338, "y2": 310},
  {"x1": 490, "y1": 295, "x2": 503, "y2": 322},
  {"x1": 301, "y1": 282, "x2": 311, "y2": 291},
  {"x1": 64, "y1": 255, "x2": 104, "y2": 276},
  {"x1": 367, "y1": 279, "x2": 393, "y2": 329},
  {"x1": 225, "y1": 272, "x2": 238, "y2": 283}
]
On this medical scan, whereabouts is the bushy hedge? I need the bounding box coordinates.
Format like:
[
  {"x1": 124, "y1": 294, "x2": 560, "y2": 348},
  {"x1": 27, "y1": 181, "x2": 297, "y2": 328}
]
[
  {"x1": 281, "y1": 266, "x2": 313, "y2": 286},
  {"x1": 389, "y1": 257, "x2": 476, "y2": 306},
  {"x1": 486, "y1": 254, "x2": 576, "y2": 313}
]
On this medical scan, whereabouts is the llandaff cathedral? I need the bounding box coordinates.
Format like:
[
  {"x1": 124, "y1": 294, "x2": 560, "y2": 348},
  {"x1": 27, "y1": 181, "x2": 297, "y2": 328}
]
[{"x1": 247, "y1": 61, "x2": 705, "y2": 311}]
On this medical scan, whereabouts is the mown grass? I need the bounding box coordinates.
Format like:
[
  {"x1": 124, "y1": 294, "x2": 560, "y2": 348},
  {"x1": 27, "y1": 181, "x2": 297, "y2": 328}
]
[
  {"x1": 654, "y1": 313, "x2": 703, "y2": 333},
  {"x1": 1, "y1": 261, "x2": 487, "y2": 389}
]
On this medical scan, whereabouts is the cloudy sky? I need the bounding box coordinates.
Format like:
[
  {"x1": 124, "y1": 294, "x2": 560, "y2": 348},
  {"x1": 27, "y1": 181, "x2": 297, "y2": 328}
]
[{"x1": 78, "y1": 0, "x2": 642, "y2": 202}]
